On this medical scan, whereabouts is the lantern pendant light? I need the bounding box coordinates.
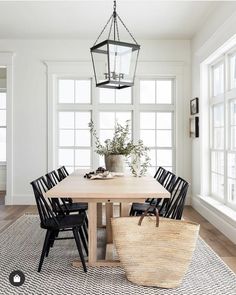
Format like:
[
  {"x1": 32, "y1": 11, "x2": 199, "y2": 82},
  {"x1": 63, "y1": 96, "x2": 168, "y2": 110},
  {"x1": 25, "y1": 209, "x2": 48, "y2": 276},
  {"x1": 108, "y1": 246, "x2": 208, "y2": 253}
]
[{"x1": 90, "y1": 0, "x2": 140, "y2": 89}]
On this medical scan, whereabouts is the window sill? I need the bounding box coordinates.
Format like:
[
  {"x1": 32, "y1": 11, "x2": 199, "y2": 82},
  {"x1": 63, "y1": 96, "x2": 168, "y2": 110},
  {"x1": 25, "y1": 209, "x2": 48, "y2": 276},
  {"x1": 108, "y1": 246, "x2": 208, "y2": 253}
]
[
  {"x1": 196, "y1": 194, "x2": 236, "y2": 227},
  {"x1": 0, "y1": 162, "x2": 6, "y2": 166}
]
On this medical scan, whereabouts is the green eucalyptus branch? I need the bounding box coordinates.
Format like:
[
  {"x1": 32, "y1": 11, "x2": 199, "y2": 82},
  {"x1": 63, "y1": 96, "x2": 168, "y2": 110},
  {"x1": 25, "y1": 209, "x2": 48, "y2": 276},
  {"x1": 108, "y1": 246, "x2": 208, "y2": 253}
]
[{"x1": 89, "y1": 120, "x2": 151, "y2": 176}]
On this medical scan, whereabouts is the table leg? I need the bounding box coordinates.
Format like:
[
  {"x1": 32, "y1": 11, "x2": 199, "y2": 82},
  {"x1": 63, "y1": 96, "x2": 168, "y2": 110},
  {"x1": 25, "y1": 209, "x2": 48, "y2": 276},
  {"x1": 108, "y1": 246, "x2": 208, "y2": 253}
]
[
  {"x1": 106, "y1": 203, "x2": 113, "y2": 243},
  {"x1": 88, "y1": 202, "x2": 97, "y2": 265},
  {"x1": 120, "y1": 203, "x2": 131, "y2": 217},
  {"x1": 97, "y1": 203, "x2": 103, "y2": 227}
]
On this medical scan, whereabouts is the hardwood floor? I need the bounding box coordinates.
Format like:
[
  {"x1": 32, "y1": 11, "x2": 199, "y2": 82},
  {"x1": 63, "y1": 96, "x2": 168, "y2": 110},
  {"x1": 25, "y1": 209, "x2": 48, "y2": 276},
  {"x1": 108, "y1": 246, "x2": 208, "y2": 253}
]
[{"x1": 0, "y1": 204, "x2": 235, "y2": 273}]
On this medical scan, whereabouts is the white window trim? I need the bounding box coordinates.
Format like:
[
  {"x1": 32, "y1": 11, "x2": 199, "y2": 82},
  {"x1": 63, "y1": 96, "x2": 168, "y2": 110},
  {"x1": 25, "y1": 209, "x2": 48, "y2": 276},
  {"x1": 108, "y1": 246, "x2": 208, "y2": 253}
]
[
  {"x1": 201, "y1": 41, "x2": 236, "y2": 211},
  {"x1": 0, "y1": 52, "x2": 14, "y2": 205},
  {"x1": 45, "y1": 61, "x2": 186, "y2": 178}
]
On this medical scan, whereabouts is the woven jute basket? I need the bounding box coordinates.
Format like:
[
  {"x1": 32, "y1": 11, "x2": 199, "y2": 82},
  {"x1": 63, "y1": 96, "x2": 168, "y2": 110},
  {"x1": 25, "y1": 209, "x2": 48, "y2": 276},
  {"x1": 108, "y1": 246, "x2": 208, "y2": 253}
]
[{"x1": 111, "y1": 211, "x2": 200, "y2": 288}]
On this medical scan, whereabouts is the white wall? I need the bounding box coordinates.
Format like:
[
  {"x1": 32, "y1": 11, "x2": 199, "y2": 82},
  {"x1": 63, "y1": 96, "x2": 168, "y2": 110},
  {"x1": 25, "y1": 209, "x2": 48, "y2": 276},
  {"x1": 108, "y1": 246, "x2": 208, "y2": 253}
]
[
  {"x1": 191, "y1": 3, "x2": 236, "y2": 243},
  {"x1": 0, "y1": 39, "x2": 191, "y2": 204}
]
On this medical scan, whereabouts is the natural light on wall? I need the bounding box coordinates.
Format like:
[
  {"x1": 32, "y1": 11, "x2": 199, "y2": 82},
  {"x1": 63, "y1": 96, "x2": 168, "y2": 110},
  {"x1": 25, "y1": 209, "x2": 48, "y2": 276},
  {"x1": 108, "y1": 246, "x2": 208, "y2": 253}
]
[{"x1": 202, "y1": 36, "x2": 236, "y2": 211}]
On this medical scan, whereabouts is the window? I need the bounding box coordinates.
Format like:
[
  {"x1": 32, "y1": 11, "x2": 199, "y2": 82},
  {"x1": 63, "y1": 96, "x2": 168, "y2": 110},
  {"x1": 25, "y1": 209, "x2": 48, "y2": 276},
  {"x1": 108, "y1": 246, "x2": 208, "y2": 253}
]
[
  {"x1": 55, "y1": 77, "x2": 175, "y2": 175},
  {"x1": 0, "y1": 91, "x2": 6, "y2": 162},
  {"x1": 140, "y1": 79, "x2": 174, "y2": 174},
  {"x1": 57, "y1": 79, "x2": 92, "y2": 172},
  {"x1": 209, "y1": 48, "x2": 236, "y2": 209}
]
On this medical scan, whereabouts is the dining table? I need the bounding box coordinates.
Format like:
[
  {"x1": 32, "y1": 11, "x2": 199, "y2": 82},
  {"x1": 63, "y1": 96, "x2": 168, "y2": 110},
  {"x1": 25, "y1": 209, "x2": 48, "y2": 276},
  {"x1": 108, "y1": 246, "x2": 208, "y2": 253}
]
[{"x1": 45, "y1": 170, "x2": 170, "y2": 267}]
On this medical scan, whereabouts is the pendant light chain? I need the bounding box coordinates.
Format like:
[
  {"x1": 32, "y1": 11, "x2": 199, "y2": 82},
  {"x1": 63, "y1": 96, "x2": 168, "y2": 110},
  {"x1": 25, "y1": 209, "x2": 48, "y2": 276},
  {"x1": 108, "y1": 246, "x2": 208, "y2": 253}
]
[
  {"x1": 93, "y1": 13, "x2": 113, "y2": 46},
  {"x1": 93, "y1": 0, "x2": 137, "y2": 46},
  {"x1": 116, "y1": 14, "x2": 138, "y2": 45}
]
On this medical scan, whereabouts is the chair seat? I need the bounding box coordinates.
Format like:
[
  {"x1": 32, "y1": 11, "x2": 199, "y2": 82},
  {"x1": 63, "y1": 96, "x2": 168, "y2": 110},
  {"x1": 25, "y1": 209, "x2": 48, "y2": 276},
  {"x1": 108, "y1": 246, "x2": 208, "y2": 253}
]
[
  {"x1": 43, "y1": 214, "x2": 85, "y2": 230},
  {"x1": 62, "y1": 202, "x2": 88, "y2": 212},
  {"x1": 132, "y1": 202, "x2": 162, "y2": 215}
]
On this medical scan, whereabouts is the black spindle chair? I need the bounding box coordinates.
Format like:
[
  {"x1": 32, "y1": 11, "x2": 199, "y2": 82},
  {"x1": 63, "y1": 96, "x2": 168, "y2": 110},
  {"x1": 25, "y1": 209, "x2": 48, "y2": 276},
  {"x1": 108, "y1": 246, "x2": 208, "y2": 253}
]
[
  {"x1": 159, "y1": 176, "x2": 189, "y2": 219},
  {"x1": 30, "y1": 176, "x2": 87, "y2": 273},
  {"x1": 52, "y1": 168, "x2": 89, "y2": 226},
  {"x1": 57, "y1": 166, "x2": 69, "y2": 181},
  {"x1": 129, "y1": 170, "x2": 176, "y2": 216},
  {"x1": 46, "y1": 170, "x2": 89, "y2": 235}
]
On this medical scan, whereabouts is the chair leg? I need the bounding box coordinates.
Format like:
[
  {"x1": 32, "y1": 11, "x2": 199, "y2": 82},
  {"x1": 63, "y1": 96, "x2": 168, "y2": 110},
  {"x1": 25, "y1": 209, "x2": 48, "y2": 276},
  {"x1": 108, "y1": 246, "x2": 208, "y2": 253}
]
[
  {"x1": 38, "y1": 229, "x2": 52, "y2": 272},
  {"x1": 82, "y1": 223, "x2": 88, "y2": 241},
  {"x1": 73, "y1": 227, "x2": 87, "y2": 273},
  {"x1": 79, "y1": 226, "x2": 88, "y2": 256},
  {"x1": 129, "y1": 206, "x2": 134, "y2": 216},
  {"x1": 84, "y1": 212, "x2": 88, "y2": 228},
  {"x1": 46, "y1": 230, "x2": 58, "y2": 257}
]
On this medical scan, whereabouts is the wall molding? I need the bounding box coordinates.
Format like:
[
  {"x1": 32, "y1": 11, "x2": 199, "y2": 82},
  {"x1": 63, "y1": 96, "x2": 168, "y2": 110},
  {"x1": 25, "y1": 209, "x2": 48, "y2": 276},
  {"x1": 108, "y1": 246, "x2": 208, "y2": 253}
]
[
  {"x1": 0, "y1": 52, "x2": 14, "y2": 205},
  {"x1": 192, "y1": 195, "x2": 236, "y2": 244},
  {"x1": 11, "y1": 194, "x2": 35, "y2": 205}
]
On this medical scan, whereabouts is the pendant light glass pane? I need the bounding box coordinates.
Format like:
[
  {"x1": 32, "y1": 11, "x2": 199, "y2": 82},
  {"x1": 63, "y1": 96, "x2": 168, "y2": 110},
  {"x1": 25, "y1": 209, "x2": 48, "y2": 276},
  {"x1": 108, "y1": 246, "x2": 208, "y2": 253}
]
[{"x1": 91, "y1": 43, "x2": 109, "y2": 85}]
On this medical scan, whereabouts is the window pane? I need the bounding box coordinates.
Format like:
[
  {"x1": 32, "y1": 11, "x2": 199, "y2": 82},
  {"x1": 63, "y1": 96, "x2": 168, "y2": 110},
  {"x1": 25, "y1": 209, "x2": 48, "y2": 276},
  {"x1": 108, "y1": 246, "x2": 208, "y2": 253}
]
[
  {"x1": 99, "y1": 130, "x2": 114, "y2": 143},
  {"x1": 75, "y1": 80, "x2": 91, "y2": 103},
  {"x1": 230, "y1": 126, "x2": 236, "y2": 150},
  {"x1": 213, "y1": 104, "x2": 224, "y2": 127},
  {"x1": 116, "y1": 88, "x2": 132, "y2": 104},
  {"x1": 0, "y1": 128, "x2": 6, "y2": 161},
  {"x1": 0, "y1": 110, "x2": 6, "y2": 126},
  {"x1": 58, "y1": 149, "x2": 74, "y2": 166},
  {"x1": 0, "y1": 93, "x2": 6, "y2": 109},
  {"x1": 75, "y1": 112, "x2": 91, "y2": 129},
  {"x1": 230, "y1": 54, "x2": 236, "y2": 89},
  {"x1": 230, "y1": 100, "x2": 236, "y2": 150},
  {"x1": 211, "y1": 173, "x2": 224, "y2": 199},
  {"x1": 99, "y1": 89, "x2": 115, "y2": 104},
  {"x1": 100, "y1": 112, "x2": 115, "y2": 129},
  {"x1": 228, "y1": 178, "x2": 236, "y2": 203},
  {"x1": 156, "y1": 130, "x2": 172, "y2": 147},
  {"x1": 212, "y1": 104, "x2": 224, "y2": 149},
  {"x1": 140, "y1": 130, "x2": 155, "y2": 146},
  {"x1": 148, "y1": 149, "x2": 156, "y2": 166},
  {"x1": 75, "y1": 130, "x2": 91, "y2": 147},
  {"x1": 59, "y1": 130, "x2": 74, "y2": 146},
  {"x1": 156, "y1": 80, "x2": 172, "y2": 104},
  {"x1": 58, "y1": 80, "x2": 74, "y2": 103},
  {"x1": 213, "y1": 63, "x2": 224, "y2": 96},
  {"x1": 140, "y1": 80, "x2": 155, "y2": 104},
  {"x1": 211, "y1": 151, "x2": 224, "y2": 174},
  {"x1": 75, "y1": 149, "x2": 91, "y2": 166},
  {"x1": 228, "y1": 153, "x2": 236, "y2": 178},
  {"x1": 59, "y1": 112, "x2": 74, "y2": 129},
  {"x1": 230, "y1": 100, "x2": 236, "y2": 125},
  {"x1": 115, "y1": 112, "x2": 132, "y2": 126},
  {"x1": 156, "y1": 112, "x2": 172, "y2": 129},
  {"x1": 156, "y1": 150, "x2": 172, "y2": 166},
  {"x1": 213, "y1": 127, "x2": 224, "y2": 149},
  {"x1": 140, "y1": 112, "x2": 155, "y2": 129}
]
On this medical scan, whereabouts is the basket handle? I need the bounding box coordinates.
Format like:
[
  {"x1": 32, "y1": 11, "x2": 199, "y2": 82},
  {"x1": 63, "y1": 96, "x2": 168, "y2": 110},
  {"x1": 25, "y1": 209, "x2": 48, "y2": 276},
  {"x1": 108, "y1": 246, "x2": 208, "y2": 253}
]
[{"x1": 138, "y1": 205, "x2": 159, "y2": 227}]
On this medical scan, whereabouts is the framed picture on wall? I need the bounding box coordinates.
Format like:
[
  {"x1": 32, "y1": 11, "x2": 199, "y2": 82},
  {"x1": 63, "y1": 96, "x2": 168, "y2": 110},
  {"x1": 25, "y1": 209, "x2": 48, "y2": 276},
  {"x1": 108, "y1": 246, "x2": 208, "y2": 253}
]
[
  {"x1": 189, "y1": 116, "x2": 199, "y2": 138},
  {"x1": 190, "y1": 97, "x2": 199, "y2": 115}
]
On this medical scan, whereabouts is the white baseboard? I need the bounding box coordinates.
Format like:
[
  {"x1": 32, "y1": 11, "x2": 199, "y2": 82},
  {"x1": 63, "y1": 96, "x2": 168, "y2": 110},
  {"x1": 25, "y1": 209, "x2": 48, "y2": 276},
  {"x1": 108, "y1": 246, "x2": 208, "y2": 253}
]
[
  {"x1": 191, "y1": 195, "x2": 236, "y2": 244},
  {"x1": 5, "y1": 194, "x2": 35, "y2": 205}
]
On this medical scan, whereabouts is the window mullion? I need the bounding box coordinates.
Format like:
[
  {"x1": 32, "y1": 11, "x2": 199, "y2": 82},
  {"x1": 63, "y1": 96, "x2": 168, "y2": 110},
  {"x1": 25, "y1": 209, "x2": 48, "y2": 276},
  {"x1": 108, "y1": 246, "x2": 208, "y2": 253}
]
[{"x1": 224, "y1": 54, "x2": 228, "y2": 205}]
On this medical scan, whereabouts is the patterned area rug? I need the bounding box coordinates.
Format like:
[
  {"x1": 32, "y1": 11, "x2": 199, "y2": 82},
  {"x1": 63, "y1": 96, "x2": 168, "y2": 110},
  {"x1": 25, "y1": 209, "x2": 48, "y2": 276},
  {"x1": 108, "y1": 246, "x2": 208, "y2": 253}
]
[{"x1": 0, "y1": 214, "x2": 235, "y2": 295}]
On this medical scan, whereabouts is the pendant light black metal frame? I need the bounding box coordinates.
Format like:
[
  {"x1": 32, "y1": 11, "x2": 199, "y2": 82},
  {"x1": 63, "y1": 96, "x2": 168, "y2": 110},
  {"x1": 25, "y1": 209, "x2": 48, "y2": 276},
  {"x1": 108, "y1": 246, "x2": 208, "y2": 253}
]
[{"x1": 90, "y1": 0, "x2": 140, "y2": 89}]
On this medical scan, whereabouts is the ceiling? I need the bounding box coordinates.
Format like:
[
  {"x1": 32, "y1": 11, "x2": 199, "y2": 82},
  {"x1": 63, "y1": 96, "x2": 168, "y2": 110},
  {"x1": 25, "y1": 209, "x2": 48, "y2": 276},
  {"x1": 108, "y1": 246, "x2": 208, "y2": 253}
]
[{"x1": 0, "y1": 1, "x2": 223, "y2": 40}]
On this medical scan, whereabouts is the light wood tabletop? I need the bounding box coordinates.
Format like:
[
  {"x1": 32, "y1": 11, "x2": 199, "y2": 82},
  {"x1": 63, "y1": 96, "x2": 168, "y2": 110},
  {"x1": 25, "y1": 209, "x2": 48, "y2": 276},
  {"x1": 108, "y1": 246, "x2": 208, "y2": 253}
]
[
  {"x1": 45, "y1": 171, "x2": 170, "y2": 200},
  {"x1": 45, "y1": 171, "x2": 170, "y2": 267}
]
